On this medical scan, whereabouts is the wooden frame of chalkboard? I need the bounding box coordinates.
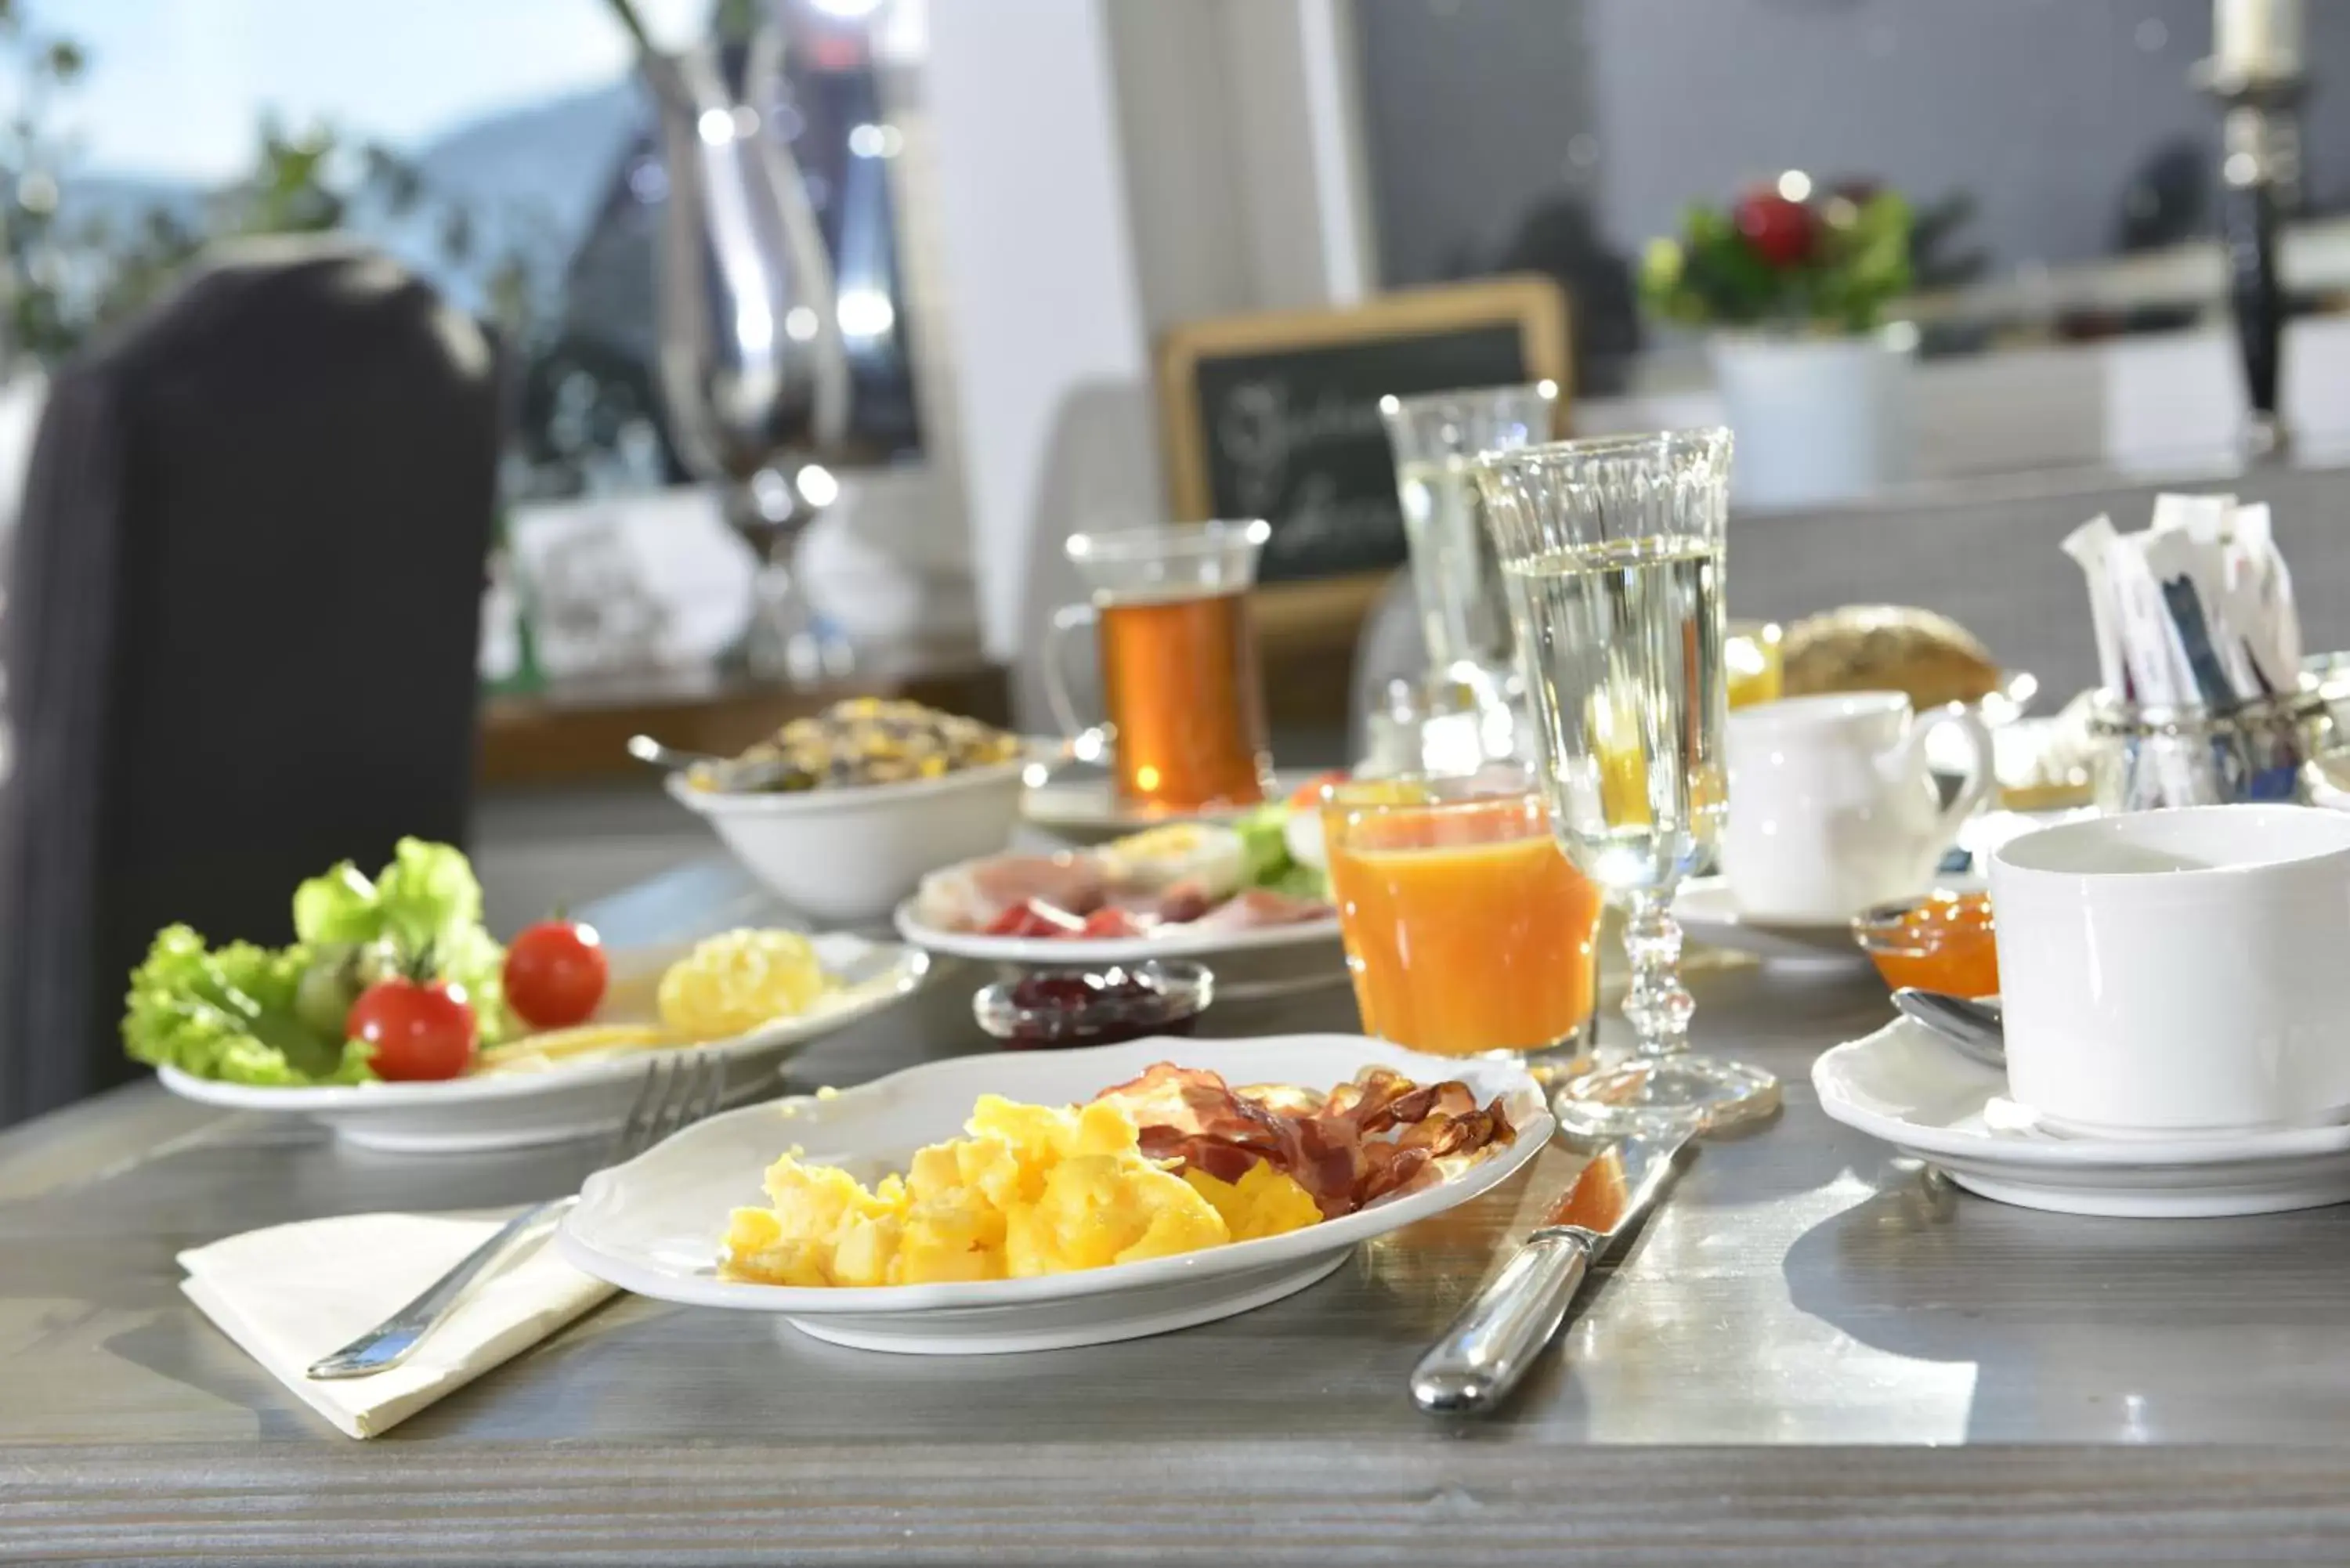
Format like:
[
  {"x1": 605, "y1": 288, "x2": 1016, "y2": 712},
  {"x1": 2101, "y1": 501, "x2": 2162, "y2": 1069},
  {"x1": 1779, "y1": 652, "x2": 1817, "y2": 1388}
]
[
  {"x1": 1155, "y1": 273, "x2": 1571, "y2": 589},
  {"x1": 1154, "y1": 275, "x2": 1570, "y2": 719}
]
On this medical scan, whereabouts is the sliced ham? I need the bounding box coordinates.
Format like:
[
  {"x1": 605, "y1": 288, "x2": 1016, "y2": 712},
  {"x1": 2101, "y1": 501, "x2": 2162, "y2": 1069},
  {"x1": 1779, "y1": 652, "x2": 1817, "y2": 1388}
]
[
  {"x1": 1181, "y1": 887, "x2": 1330, "y2": 932},
  {"x1": 915, "y1": 851, "x2": 1323, "y2": 936},
  {"x1": 914, "y1": 853, "x2": 1108, "y2": 930}
]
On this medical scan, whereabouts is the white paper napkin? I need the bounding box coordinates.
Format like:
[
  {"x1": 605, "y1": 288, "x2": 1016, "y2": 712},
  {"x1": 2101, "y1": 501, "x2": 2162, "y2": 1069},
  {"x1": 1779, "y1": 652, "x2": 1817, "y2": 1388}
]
[{"x1": 179, "y1": 1209, "x2": 617, "y2": 1439}]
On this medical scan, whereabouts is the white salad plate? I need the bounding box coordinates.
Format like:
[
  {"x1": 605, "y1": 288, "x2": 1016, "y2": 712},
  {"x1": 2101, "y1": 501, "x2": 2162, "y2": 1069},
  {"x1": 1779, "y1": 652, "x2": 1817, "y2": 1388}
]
[
  {"x1": 558, "y1": 1033, "x2": 1551, "y2": 1354},
  {"x1": 1021, "y1": 765, "x2": 1325, "y2": 840},
  {"x1": 1814, "y1": 1016, "x2": 2350, "y2": 1218},
  {"x1": 156, "y1": 934, "x2": 929, "y2": 1154}
]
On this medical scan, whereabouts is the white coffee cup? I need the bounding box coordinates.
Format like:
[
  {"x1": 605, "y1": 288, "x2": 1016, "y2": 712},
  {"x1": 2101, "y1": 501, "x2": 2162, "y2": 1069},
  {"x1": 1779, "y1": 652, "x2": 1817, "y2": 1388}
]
[
  {"x1": 1990, "y1": 804, "x2": 2350, "y2": 1137},
  {"x1": 1723, "y1": 692, "x2": 1993, "y2": 922}
]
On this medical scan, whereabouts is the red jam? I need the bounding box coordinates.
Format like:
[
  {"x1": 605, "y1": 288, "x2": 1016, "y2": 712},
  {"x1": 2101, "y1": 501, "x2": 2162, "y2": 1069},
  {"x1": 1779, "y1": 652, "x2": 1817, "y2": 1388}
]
[{"x1": 984, "y1": 964, "x2": 1209, "y2": 1050}]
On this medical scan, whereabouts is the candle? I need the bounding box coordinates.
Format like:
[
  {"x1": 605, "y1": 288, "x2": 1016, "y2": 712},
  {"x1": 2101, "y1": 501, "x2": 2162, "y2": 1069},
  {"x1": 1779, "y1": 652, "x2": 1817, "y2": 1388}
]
[{"x1": 2214, "y1": 0, "x2": 2303, "y2": 76}]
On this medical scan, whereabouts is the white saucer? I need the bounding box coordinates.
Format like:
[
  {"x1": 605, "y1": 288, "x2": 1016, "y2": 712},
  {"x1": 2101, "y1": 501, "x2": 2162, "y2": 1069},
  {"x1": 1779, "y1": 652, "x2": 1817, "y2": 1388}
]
[
  {"x1": 1671, "y1": 878, "x2": 1867, "y2": 963},
  {"x1": 1673, "y1": 873, "x2": 1987, "y2": 966},
  {"x1": 1813, "y1": 1017, "x2": 2350, "y2": 1217},
  {"x1": 1021, "y1": 766, "x2": 1325, "y2": 840}
]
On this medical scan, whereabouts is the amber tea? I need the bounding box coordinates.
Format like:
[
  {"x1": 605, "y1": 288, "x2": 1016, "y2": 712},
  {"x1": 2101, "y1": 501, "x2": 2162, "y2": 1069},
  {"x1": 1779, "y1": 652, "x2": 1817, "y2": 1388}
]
[
  {"x1": 1098, "y1": 588, "x2": 1270, "y2": 811},
  {"x1": 1044, "y1": 520, "x2": 1275, "y2": 815}
]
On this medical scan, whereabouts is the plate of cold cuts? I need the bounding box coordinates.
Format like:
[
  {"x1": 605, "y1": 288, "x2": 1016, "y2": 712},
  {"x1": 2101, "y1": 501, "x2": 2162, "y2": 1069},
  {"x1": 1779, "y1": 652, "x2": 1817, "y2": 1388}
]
[{"x1": 891, "y1": 817, "x2": 1344, "y2": 970}]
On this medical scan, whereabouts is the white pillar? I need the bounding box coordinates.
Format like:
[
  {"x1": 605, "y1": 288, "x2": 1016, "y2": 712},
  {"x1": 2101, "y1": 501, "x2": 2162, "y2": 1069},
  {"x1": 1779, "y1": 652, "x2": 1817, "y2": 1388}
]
[{"x1": 922, "y1": 0, "x2": 1373, "y2": 718}]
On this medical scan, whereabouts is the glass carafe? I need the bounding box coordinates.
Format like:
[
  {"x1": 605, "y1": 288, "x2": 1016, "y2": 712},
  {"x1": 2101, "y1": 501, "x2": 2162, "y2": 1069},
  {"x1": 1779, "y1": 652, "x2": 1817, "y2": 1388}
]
[{"x1": 1379, "y1": 383, "x2": 1556, "y2": 764}]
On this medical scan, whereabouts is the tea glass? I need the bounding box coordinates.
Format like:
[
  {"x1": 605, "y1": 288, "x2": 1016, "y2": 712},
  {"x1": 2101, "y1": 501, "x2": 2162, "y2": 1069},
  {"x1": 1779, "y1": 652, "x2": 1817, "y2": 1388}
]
[{"x1": 1042, "y1": 520, "x2": 1274, "y2": 813}]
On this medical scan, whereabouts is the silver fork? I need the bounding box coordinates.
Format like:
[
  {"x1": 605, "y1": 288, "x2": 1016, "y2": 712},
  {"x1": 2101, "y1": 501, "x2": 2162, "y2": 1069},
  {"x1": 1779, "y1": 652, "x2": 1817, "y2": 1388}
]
[{"x1": 306, "y1": 1050, "x2": 731, "y2": 1381}]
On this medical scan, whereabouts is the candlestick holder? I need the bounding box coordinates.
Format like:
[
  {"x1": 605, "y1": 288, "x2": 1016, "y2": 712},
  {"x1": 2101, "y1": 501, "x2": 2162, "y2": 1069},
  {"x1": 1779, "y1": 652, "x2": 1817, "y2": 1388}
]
[{"x1": 2194, "y1": 41, "x2": 2305, "y2": 462}]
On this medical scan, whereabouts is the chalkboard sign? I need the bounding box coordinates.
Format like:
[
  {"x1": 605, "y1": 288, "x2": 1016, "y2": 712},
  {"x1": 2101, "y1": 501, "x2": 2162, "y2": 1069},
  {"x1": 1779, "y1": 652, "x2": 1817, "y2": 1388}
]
[{"x1": 1157, "y1": 276, "x2": 1570, "y2": 583}]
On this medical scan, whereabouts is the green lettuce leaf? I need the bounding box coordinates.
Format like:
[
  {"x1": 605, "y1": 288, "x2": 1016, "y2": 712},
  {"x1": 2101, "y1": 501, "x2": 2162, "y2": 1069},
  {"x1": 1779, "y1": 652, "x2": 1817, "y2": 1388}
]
[
  {"x1": 123, "y1": 925, "x2": 372, "y2": 1086},
  {"x1": 1267, "y1": 859, "x2": 1328, "y2": 901},
  {"x1": 289, "y1": 838, "x2": 511, "y2": 1043},
  {"x1": 290, "y1": 862, "x2": 378, "y2": 946},
  {"x1": 1231, "y1": 802, "x2": 1295, "y2": 890},
  {"x1": 373, "y1": 836, "x2": 488, "y2": 959}
]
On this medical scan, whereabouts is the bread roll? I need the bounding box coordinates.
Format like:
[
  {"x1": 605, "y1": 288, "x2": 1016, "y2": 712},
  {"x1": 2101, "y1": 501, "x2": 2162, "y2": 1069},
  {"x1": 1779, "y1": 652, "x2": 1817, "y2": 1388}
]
[{"x1": 1780, "y1": 605, "x2": 2002, "y2": 710}]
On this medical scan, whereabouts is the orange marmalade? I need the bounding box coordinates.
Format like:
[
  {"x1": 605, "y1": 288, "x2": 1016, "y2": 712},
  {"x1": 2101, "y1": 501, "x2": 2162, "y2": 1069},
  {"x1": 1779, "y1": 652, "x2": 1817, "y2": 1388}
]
[{"x1": 1853, "y1": 889, "x2": 1998, "y2": 998}]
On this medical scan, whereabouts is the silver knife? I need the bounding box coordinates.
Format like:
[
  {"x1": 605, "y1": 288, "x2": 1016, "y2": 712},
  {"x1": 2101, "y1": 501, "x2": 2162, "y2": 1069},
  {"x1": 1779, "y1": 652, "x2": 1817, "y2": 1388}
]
[{"x1": 1409, "y1": 1124, "x2": 1696, "y2": 1415}]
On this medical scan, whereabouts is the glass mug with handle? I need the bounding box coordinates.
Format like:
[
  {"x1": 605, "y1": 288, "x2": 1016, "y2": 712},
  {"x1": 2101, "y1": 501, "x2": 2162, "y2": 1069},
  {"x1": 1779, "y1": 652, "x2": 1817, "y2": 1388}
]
[{"x1": 1042, "y1": 519, "x2": 1275, "y2": 813}]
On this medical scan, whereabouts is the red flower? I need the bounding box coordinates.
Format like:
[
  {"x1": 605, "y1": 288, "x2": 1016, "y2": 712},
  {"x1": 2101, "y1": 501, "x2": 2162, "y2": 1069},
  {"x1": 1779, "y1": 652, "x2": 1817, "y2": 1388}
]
[{"x1": 1734, "y1": 188, "x2": 1815, "y2": 269}]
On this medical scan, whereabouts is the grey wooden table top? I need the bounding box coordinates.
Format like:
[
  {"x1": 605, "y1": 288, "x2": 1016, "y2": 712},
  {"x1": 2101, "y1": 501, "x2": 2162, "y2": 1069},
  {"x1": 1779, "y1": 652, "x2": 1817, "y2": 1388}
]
[{"x1": 12, "y1": 860, "x2": 2350, "y2": 1564}]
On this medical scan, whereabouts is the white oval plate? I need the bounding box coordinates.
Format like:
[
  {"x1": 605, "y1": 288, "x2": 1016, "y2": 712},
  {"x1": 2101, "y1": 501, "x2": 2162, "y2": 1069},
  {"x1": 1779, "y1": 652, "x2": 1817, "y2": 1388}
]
[
  {"x1": 1021, "y1": 765, "x2": 1326, "y2": 839},
  {"x1": 891, "y1": 898, "x2": 1343, "y2": 967},
  {"x1": 154, "y1": 934, "x2": 929, "y2": 1154},
  {"x1": 1814, "y1": 1016, "x2": 2350, "y2": 1217},
  {"x1": 558, "y1": 1034, "x2": 1550, "y2": 1354}
]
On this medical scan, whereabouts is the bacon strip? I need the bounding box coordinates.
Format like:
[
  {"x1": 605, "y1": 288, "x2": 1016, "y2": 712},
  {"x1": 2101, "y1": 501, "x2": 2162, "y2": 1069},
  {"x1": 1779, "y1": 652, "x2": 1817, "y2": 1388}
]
[{"x1": 1092, "y1": 1063, "x2": 1516, "y2": 1219}]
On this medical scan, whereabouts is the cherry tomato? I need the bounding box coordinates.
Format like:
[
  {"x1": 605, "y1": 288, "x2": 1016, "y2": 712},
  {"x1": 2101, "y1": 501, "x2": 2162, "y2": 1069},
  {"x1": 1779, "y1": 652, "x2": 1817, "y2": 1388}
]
[
  {"x1": 983, "y1": 901, "x2": 1086, "y2": 938},
  {"x1": 1078, "y1": 907, "x2": 1142, "y2": 940},
  {"x1": 1285, "y1": 770, "x2": 1347, "y2": 810},
  {"x1": 349, "y1": 977, "x2": 478, "y2": 1081},
  {"x1": 1734, "y1": 188, "x2": 1815, "y2": 268},
  {"x1": 504, "y1": 919, "x2": 609, "y2": 1029}
]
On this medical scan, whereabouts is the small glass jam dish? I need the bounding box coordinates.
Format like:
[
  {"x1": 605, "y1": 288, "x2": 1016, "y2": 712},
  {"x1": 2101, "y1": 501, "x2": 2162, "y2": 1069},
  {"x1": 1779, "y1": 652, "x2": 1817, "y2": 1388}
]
[
  {"x1": 972, "y1": 961, "x2": 1214, "y2": 1050},
  {"x1": 1851, "y1": 889, "x2": 1998, "y2": 998}
]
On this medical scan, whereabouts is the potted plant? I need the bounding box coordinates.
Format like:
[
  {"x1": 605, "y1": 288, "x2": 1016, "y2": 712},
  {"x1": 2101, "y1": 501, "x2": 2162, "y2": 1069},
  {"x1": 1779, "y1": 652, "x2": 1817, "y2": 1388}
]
[{"x1": 1641, "y1": 180, "x2": 1914, "y2": 508}]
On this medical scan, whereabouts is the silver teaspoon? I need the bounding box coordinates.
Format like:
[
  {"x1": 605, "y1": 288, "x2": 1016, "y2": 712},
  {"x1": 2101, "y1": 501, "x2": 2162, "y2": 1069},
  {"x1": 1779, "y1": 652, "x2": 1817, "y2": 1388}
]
[{"x1": 1891, "y1": 988, "x2": 2006, "y2": 1071}]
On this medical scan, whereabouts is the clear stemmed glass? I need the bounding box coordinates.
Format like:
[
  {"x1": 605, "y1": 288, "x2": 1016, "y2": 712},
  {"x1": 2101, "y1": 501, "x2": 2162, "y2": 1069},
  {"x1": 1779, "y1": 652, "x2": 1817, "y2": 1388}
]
[
  {"x1": 1472, "y1": 428, "x2": 1780, "y2": 1136},
  {"x1": 1379, "y1": 383, "x2": 1557, "y2": 714}
]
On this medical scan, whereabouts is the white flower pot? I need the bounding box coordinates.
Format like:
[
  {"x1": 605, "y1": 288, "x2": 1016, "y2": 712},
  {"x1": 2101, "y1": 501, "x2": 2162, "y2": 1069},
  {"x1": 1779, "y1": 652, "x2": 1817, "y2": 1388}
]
[{"x1": 1708, "y1": 331, "x2": 1913, "y2": 509}]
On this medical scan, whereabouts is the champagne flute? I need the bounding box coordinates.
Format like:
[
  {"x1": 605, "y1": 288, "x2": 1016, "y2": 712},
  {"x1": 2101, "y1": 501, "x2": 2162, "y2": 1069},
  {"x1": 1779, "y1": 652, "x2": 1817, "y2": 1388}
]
[{"x1": 1472, "y1": 428, "x2": 1779, "y2": 1135}]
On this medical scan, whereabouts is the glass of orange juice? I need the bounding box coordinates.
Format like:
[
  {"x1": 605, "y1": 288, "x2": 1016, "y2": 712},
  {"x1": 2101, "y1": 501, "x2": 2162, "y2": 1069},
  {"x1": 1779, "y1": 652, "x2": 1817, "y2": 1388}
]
[{"x1": 1321, "y1": 772, "x2": 1603, "y2": 1062}]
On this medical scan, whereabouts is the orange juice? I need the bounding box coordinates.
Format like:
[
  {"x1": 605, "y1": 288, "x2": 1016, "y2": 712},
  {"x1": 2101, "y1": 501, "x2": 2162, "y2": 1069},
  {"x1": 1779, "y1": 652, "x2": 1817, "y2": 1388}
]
[{"x1": 1324, "y1": 791, "x2": 1603, "y2": 1057}]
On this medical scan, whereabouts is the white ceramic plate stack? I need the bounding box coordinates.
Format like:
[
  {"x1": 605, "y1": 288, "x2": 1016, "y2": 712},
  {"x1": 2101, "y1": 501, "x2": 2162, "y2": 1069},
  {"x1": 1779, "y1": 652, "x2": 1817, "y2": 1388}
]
[
  {"x1": 558, "y1": 1034, "x2": 1551, "y2": 1354},
  {"x1": 157, "y1": 934, "x2": 928, "y2": 1154}
]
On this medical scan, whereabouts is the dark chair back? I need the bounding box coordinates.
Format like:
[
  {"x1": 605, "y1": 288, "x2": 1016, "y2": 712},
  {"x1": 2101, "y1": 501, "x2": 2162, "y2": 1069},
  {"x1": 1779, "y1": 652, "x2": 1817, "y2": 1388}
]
[{"x1": 0, "y1": 240, "x2": 499, "y2": 1124}]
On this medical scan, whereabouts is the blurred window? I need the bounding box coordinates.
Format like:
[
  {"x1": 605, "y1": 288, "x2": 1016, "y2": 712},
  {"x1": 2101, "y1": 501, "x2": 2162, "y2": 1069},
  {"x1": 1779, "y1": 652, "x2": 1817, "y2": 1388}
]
[
  {"x1": 1354, "y1": 0, "x2": 2349, "y2": 392},
  {"x1": 17, "y1": 0, "x2": 920, "y2": 497}
]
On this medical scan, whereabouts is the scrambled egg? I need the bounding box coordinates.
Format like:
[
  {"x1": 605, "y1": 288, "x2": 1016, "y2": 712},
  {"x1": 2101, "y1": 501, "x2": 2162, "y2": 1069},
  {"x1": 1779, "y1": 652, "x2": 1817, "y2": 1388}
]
[
  {"x1": 1094, "y1": 822, "x2": 1245, "y2": 898},
  {"x1": 721, "y1": 1094, "x2": 1321, "y2": 1288},
  {"x1": 657, "y1": 929, "x2": 831, "y2": 1040}
]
